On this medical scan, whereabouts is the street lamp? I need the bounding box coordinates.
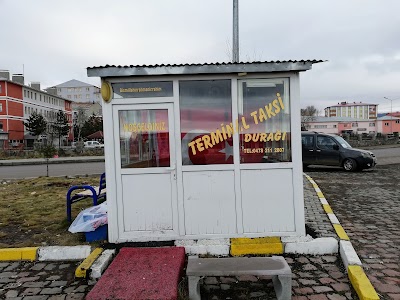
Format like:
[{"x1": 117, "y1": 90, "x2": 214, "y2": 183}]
[{"x1": 383, "y1": 97, "x2": 393, "y2": 134}]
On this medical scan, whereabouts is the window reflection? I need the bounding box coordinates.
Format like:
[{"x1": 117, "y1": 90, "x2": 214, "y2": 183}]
[
  {"x1": 119, "y1": 109, "x2": 170, "y2": 168},
  {"x1": 239, "y1": 79, "x2": 291, "y2": 163},
  {"x1": 179, "y1": 80, "x2": 233, "y2": 165}
]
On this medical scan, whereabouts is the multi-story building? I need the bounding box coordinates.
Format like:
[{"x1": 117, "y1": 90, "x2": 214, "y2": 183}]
[
  {"x1": 302, "y1": 116, "x2": 400, "y2": 135},
  {"x1": 46, "y1": 79, "x2": 100, "y2": 103},
  {"x1": 324, "y1": 101, "x2": 377, "y2": 119},
  {"x1": 0, "y1": 71, "x2": 72, "y2": 149}
]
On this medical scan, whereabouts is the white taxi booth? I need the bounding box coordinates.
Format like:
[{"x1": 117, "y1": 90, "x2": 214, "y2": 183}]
[{"x1": 87, "y1": 60, "x2": 321, "y2": 243}]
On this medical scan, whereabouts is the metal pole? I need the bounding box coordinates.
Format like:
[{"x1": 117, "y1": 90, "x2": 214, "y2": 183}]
[{"x1": 233, "y1": 0, "x2": 239, "y2": 63}]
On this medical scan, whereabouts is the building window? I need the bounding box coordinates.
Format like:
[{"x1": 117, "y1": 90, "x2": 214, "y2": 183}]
[
  {"x1": 314, "y1": 125, "x2": 328, "y2": 129},
  {"x1": 0, "y1": 121, "x2": 3, "y2": 131},
  {"x1": 74, "y1": 95, "x2": 78, "y2": 99},
  {"x1": 0, "y1": 103, "x2": 2, "y2": 112},
  {"x1": 352, "y1": 123, "x2": 358, "y2": 127},
  {"x1": 25, "y1": 107, "x2": 27, "y2": 114},
  {"x1": 86, "y1": 94, "x2": 90, "y2": 99},
  {"x1": 24, "y1": 90, "x2": 26, "y2": 97},
  {"x1": 333, "y1": 125, "x2": 337, "y2": 128},
  {"x1": 35, "y1": 93, "x2": 37, "y2": 100},
  {"x1": 369, "y1": 123, "x2": 375, "y2": 127},
  {"x1": 385, "y1": 122, "x2": 389, "y2": 126},
  {"x1": 67, "y1": 95, "x2": 71, "y2": 99},
  {"x1": 40, "y1": 95, "x2": 42, "y2": 101},
  {"x1": 58, "y1": 88, "x2": 61, "y2": 93},
  {"x1": 86, "y1": 87, "x2": 90, "y2": 92}
]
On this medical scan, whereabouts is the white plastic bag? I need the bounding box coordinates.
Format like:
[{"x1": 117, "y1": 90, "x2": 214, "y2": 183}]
[{"x1": 68, "y1": 202, "x2": 108, "y2": 233}]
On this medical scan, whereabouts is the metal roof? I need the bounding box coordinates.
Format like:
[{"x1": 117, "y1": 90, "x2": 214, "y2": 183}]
[
  {"x1": 49, "y1": 79, "x2": 98, "y2": 88},
  {"x1": 377, "y1": 115, "x2": 400, "y2": 120},
  {"x1": 302, "y1": 116, "x2": 374, "y2": 123},
  {"x1": 87, "y1": 60, "x2": 324, "y2": 78}
]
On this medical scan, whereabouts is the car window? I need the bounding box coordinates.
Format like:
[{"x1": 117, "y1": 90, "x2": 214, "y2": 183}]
[
  {"x1": 317, "y1": 136, "x2": 337, "y2": 150},
  {"x1": 301, "y1": 135, "x2": 314, "y2": 149}
]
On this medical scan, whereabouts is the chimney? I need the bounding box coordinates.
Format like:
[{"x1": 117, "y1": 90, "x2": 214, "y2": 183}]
[
  {"x1": 0, "y1": 70, "x2": 10, "y2": 80},
  {"x1": 12, "y1": 74, "x2": 24, "y2": 85},
  {"x1": 46, "y1": 87, "x2": 57, "y2": 95},
  {"x1": 31, "y1": 82, "x2": 41, "y2": 90}
]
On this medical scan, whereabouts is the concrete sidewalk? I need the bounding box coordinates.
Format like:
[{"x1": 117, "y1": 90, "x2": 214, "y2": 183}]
[
  {"x1": 0, "y1": 176, "x2": 370, "y2": 299},
  {"x1": 0, "y1": 156, "x2": 105, "y2": 166}
]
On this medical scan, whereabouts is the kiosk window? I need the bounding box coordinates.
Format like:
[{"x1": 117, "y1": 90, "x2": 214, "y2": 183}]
[
  {"x1": 118, "y1": 109, "x2": 170, "y2": 168},
  {"x1": 238, "y1": 79, "x2": 291, "y2": 164},
  {"x1": 179, "y1": 80, "x2": 232, "y2": 165}
]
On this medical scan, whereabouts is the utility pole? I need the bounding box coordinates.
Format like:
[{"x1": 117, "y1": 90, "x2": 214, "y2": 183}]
[
  {"x1": 233, "y1": 0, "x2": 239, "y2": 63},
  {"x1": 384, "y1": 97, "x2": 394, "y2": 134}
]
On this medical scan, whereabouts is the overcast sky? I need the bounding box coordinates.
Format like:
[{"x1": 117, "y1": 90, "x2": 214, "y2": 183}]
[{"x1": 1, "y1": 0, "x2": 400, "y2": 113}]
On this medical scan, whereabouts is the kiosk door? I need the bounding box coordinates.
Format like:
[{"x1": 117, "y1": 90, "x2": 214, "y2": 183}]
[{"x1": 113, "y1": 103, "x2": 178, "y2": 239}]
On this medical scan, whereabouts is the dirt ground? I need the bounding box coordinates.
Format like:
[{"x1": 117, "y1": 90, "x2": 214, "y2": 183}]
[{"x1": 0, "y1": 176, "x2": 101, "y2": 248}]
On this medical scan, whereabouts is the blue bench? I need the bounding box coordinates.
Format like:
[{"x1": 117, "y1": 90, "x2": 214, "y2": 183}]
[{"x1": 66, "y1": 173, "x2": 107, "y2": 222}]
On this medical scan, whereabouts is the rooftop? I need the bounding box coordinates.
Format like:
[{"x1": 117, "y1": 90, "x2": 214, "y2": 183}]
[
  {"x1": 49, "y1": 79, "x2": 99, "y2": 88},
  {"x1": 87, "y1": 60, "x2": 324, "y2": 78}
]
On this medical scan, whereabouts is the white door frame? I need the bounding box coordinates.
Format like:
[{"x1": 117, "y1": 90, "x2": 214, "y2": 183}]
[{"x1": 111, "y1": 102, "x2": 179, "y2": 241}]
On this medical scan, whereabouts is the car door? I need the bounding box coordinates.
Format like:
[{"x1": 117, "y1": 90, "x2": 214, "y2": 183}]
[
  {"x1": 316, "y1": 135, "x2": 340, "y2": 166},
  {"x1": 301, "y1": 135, "x2": 316, "y2": 165}
]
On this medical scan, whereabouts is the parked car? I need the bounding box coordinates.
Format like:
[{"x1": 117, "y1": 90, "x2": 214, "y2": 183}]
[
  {"x1": 301, "y1": 131, "x2": 377, "y2": 171},
  {"x1": 84, "y1": 141, "x2": 104, "y2": 149}
]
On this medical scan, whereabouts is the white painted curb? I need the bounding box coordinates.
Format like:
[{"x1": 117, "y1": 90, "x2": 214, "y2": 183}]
[
  {"x1": 38, "y1": 246, "x2": 91, "y2": 261},
  {"x1": 90, "y1": 249, "x2": 116, "y2": 280},
  {"x1": 339, "y1": 240, "x2": 362, "y2": 271},
  {"x1": 284, "y1": 237, "x2": 338, "y2": 255},
  {"x1": 175, "y1": 239, "x2": 230, "y2": 256}
]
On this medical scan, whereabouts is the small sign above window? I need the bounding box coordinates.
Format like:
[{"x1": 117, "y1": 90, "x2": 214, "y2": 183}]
[{"x1": 112, "y1": 81, "x2": 173, "y2": 98}]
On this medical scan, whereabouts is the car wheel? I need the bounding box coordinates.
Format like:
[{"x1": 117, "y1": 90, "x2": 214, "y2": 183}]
[{"x1": 343, "y1": 158, "x2": 357, "y2": 172}]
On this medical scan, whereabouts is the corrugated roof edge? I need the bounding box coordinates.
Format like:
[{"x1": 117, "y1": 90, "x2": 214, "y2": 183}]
[
  {"x1": 87, "y1": 60, "x2": 325, "y2": 70},
  {"x1": 87, "y1": 60, "x2": 325, "y2": 77}
]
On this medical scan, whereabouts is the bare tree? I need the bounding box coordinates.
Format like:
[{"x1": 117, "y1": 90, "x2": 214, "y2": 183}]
[{"x1": 301, "y1": 105, "x2": 320, "y2": 131}]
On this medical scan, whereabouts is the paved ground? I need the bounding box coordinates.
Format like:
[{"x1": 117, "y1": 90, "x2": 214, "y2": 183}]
[
  {"x1": 0, "y1": 177, "x2": 357, "y2": 300},
  {"x1": 0, "y1": 261, "x2": 92, "y2": 299},
  {"x1": 306, "y1": 164, "x2": 400, "y2": 300}
]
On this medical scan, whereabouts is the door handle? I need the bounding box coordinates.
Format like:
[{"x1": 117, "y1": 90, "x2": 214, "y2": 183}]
[
  {"x1": 308, "y1": 149, "x2": 314, "y2": 152},
  {"x1": 316, "y1": 150, "x2": 321, "y2": 152},
  {"x1": 166, "y1": 164, "x2": 176, "y2": 171}
]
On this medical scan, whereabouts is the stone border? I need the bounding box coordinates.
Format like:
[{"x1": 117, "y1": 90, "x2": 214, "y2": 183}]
[
  {"x1": 0, "y1": 246, "x2": 91, "y2": 262},
  {"x1": 304, "y1": 174, "x2": 379, "y2": 300}
]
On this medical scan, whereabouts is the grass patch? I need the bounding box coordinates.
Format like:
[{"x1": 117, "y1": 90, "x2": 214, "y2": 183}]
[{"x1": 0, "y1": 176, "x2": 102, "y2": 248}]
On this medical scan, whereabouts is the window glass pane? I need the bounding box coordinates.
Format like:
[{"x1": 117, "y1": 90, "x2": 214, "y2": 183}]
[
  {"x1": 239, "y1": 79, "x2": 291, "y2": 163},
  {"x1": 118, "y1": 109, "x2": 170, "y2": 168},
  {"x1": 317, "y1": 136, "x2": 337, "y2": 150},
  {"x1": 179, "y1": 80, "x2": 232, "y2": 165}
]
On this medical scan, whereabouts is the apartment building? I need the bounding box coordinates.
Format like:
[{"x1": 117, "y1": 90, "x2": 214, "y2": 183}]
[
  {"x1": 324, "y1": 101, "x2": 377, "y2": 119},
  {"x1": 303, "y1": 116, "x2": 400, "y2": 135},
  {"x1": 47, "y1": 79, "x2": 100, "y2": 103},
  {"x1": 0, "y1": 71, "x2": 72, "y2": 149}
]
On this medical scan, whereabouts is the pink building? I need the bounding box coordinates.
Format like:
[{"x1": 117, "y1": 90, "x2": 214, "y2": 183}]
[
  {"x1": 303, "y1": 117, "x2": 377, "y2": 134},
  {"x1": 377, "y1": 116, "x2": 400, "y2": 134}
]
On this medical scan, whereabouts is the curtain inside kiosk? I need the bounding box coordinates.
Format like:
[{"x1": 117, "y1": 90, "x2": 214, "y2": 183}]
[
  {"x1": 119, "y1": 109, "x2": 170, "y2": 168},
  {"x1": 239, "y1": 79, "x2": 291, "y2": 163}
]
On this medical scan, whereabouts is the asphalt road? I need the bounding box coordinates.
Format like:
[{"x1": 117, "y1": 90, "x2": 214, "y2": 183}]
[
  {"x1": 0, "y1": 162, "x2": 105, "y2": 179},
  {"x1": 369, "y1": 146, "x2": 400, "y2": 165},
  {"x1": 0, "y1": 145, "x2": 398, "y2": 179}
]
